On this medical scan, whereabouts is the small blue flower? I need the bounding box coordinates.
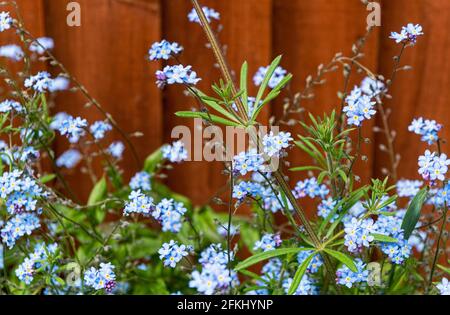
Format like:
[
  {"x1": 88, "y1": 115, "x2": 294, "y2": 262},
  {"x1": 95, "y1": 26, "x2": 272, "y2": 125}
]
[
  {"x1": 232, "y1": 149, "x2": 265, "y2": 176},
  {"x1": 108, "y1": 141, "x2": 125, "y2": 159},
  {"x1": 162, "y1": 141, "x2": 188, "y2": 163},
  {"x1": 129, "y1": 171, "x2": 151, "y2": 191},
  {"x1": 29, "y1": 37, "x2": 54, "y2": 54},
  {"x1": 123, "y1": 190, "x2": 154, "y2": 216},
  {"x1": 56, "y1": 149, "x2": 82, "y2": 169},
  {"x1": 0, "y1": 11, "x2": 12, "y2": 32},
  {"x1": 436, "y1": 278, "x2": 450, "y2": 295},
  {"x1": 155, "y1": 64, "x2": 201, "y2": 88},
  {"x1": 89, "y1": 121, "x2": 112, "y2": 140},
  {"x1": 187, "y1": 6, "x2": 220, "y2": 24},
  {"x1": 84, "y1": 262, "x2": 116, "y2": 292},
  {"x1": 24, "y1": 71, "x2": 54, "y2": 93},
  {"x1": 149, "y1": 40, "x2": 183, "y2": 60},
  {"x1": 262, "y1": 131, "x2": 293, "y2": 157},
  {"x1": 158, "y1": 240, "x2": 191, "y2": 268},
  {"x1": 336, "y1": 259, "x2": 368, "y2": 288},
  {"x1": 253, "y1": 233, "x2": 282, "y2": 252},
  {"x1": 0, "y1": 44, "x2": 24, "y2": 61},
  {"x1": 57, "y1": 115, "x2": 88, "y2": 143},
  {"x1": 253, "y1": 65, "x2": 287, "y2": 89},
  {"x1": 390, "y1": 23, "x2": 423, "y2": 44}
]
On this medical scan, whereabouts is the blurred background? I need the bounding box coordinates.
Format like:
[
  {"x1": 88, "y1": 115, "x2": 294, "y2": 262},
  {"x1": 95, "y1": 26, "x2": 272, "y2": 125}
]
[{"x1": 1, "y1": 0, "x2": 449, "y2": 212}]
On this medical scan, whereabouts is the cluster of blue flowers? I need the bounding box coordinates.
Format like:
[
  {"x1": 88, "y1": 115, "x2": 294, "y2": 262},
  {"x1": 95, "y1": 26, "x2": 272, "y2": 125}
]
[
  {"x1": 0, "y1": 11, "x2": 12, "y2": 32},
  {"x1": 84, "y1": 263, "x2": 116, "y2": 293},
  {"x1": 56, "y1": 115, "x2": 88, "y2": 143},
  {"x1": 233, "y1": 148, "x2": 265, "y2": 176},
  {"x1": 0, "y1": 44, "x2": 24, "y2": 61},
  {"x1": 317, "y1": 197, "x2": 339, "y2": 222},
  {"x1": 380, "y1": 234, "x2": 412, "y2": 265},
  {"x1": 262, "y1": 131, "x2": 293, "y2": 157},
  {"x1": 0, "y1": 99, "x2": 23, "y2": 113},
  {"x1": 253, "y1": 233, "x2": 282, "y2": 252},
  {"x1": 0, "y1": 170, "x2": 45, "y2": 248},
  {"x1": 56, "y1": 149, "x2": 82, "y2": 169},
  {"x1": 1, "y1": 213, "x2": 40, "y2": 248},
  {"x1": 253, "y1": 65, "x2": 287, "y2": 89},
  {"x1": 390, "y1": 23, "x2": 424, "y2": 45},
  {"x1": 15, "y1": 243, "x2": 58, "y2": 284},
  {"x1": 344, "y1": 217, "x2": 377, "y2": 252},
  {"x1": 251, "y1": 259, "x2": 282, "y2": 294},
  {"x1": 155, "y1": 64, "x2": 201, "y2": 88},
  {"x1": 409, "y1": 117, "x2": 442, "y2": 145},
  {"x1": 232, "y1": 180, "x2": 264, "y2": 201},
  {"x1": 129, "y1": 171, "x2": 151, "y2": 191},
  {"x1": 152, "y1": 198, "x2": 187, "y2": 233},
  {"x1": 336, "y1": 259, "x2": 368, "y2": 288},
  {"x1": 89, "y1": 121, "x2": 112, "y2": 140},
  {"x1": 189, "y1": 244, "x2": 238, "y2": 295},
  {"x1": 396, "y1": 179, "x2": 423, "y2": 198},
  {"x1": 158, "y1": 240, "x2": 191, "y2": 268},
  {"x1": 149, "y1": 40, "x2": 183, "y2": 61},
  {"x1": 24, "y1": 71, "x2": 54, "y2": 93},
  {"x1": 162, "y1": 141, "x2": 188, "y2": 163},
  {"x1": 123, "y1": 190, "x2": 155, "y2": 216},
  {"x1": 293, "y1": 177, "x2": 329, "y2": 199},
  {"x1": 343, "y1": 77, "x2": 381, "y2": 126},
  {"x1": 437, "y1": 278, "x2": 450, "y2": 295},
  {"x1": 418, "y1": 150, "x2": 450, "y2": 181},
  {"x1": 187, "y1": 6, "x2": 220, "y2": 24}
]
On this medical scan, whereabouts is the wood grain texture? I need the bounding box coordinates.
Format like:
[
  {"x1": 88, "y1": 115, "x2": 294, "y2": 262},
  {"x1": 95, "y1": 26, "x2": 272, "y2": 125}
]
[
  {"x1": 43, "y1": 0, "x2": 162, "y2": 200},
  {"x1": 375, "y1": 0, "x2": 450, "y2": 180}
]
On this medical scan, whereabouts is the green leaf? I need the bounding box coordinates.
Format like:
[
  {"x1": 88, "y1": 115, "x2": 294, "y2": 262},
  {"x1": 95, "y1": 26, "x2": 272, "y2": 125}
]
[
  {"x1": 175, "y1": 111, "x2": 241, "y2": 127},
  {"x1": 289, "y1": 166, "x2": 323, "y2": 172},
  {"x1": 87, "y1": 176, "x2": 107, "y2": 224},
  {"x1": 39, "y1": 173, "x2": 56, "y2": 184},
  {"x1": 323, "y1": 248, "x2": 357, "y2": 273},
  {"x1": 240, "y1": 61, "x2": 249, "y2": 112},
  {"x1": 288, "y1": 251, "x2": 316, "y2": 295},
  {"x1": 235, "y1": 247, "x2": 311, "y2": 271},
  {"x1": 252, "y1": 55, "x2": 282, "y2": 119},
  {"x1": 437, "y1": 264, "x2": 450, "y2": 275},
  {"x1": 401, "y1": 187, "x2": 428, "y2": 239},
  {"x1": 88, "y1": 176, "x2": 107, "y2": 206},
  {"x1": 144, "y1": 148, "x2": 163, "y2": 174},
  {"x1": 193, "y1": 88, "x2": 241, "y2": 123},
  {"x1": 371, "y1": 233, "x2": 398, "y2": 243}
]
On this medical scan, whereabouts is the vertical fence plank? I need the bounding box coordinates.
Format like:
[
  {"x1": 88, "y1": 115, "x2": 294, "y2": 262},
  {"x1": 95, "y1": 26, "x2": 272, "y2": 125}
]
[
  {"x1": 43, "y1": 0, "x2": 163, "y2": 200},
  {"x1": 374, "y1": 0, "x2": 450, "y2": 180},
  {"x1": 272, "y1": 0, "x2": 380, "y2": 215},
  {"x1": 161, "y1": 0, "x2": 272, "y2": 205}
]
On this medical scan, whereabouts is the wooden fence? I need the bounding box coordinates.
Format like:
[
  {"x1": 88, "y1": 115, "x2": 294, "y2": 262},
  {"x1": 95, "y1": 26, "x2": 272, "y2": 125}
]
[{"x1": 1, "y1": 0, "x2": 449, "y2": 210}]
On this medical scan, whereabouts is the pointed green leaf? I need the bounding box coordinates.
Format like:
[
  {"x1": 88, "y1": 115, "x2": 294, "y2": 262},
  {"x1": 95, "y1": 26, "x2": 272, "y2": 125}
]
[
  {"x1": 324, "y1": 248, "x2": 357, "y2": 273},
  {"x1": 235, "y1": 247, "x2": 311, "y2": 271},
  {"x1": 175, "y1": 111, "x2": 241, "y2": 127},
  {"x1": 288, "y1": 251, "x2": 316, "y2": 295},
  {"x1": 401, "y1": 187, "x2": 428, "y2": 239}
]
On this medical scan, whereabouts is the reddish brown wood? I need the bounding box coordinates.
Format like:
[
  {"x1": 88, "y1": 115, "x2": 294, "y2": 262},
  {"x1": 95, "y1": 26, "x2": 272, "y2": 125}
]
[{"x1": 43, "y1": 0, "x2": 163, "y2": 200}]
